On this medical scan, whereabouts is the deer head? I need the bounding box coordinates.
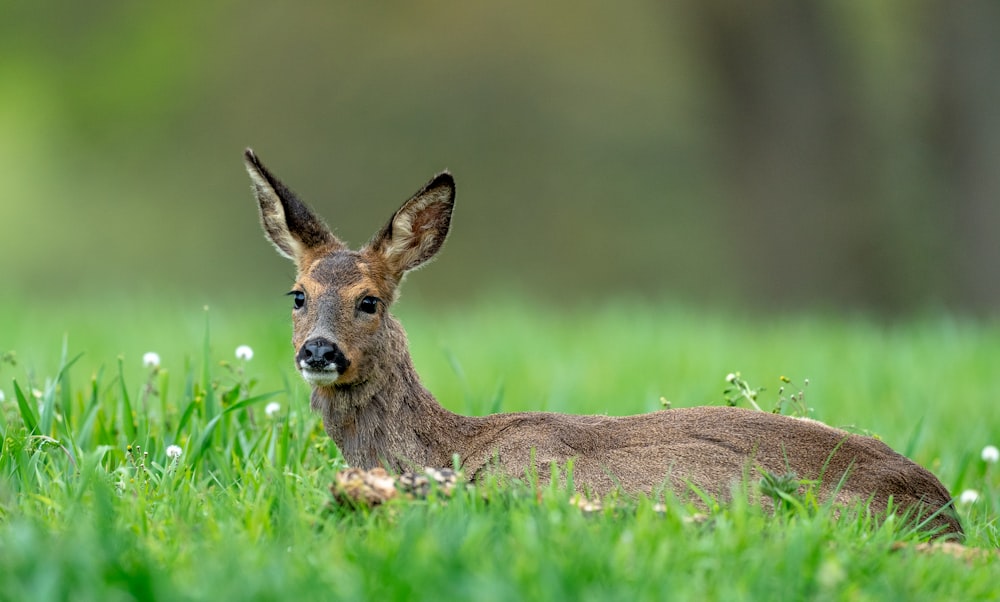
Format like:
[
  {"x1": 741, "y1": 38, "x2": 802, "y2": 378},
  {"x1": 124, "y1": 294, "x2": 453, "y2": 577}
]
[{"x1": 243, "y1": 149, "x2": 454, "y2": 389}]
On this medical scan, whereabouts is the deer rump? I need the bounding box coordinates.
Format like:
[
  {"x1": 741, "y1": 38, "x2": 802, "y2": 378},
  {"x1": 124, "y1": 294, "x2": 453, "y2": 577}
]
[{"x1": 243, "y1": 149, "x2": 963, "y2": 539}]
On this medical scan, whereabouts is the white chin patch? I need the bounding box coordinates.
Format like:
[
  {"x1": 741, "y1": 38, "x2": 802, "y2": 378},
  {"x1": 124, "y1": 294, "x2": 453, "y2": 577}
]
[{"x1": 300, "y1": 367, "x2": 340, "y2": 387}]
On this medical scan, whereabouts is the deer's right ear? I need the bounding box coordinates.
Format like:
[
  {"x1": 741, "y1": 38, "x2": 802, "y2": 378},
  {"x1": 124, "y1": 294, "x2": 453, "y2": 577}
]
[{"x1": 243, "y1": 148, "x2": 340, "y2": 261}]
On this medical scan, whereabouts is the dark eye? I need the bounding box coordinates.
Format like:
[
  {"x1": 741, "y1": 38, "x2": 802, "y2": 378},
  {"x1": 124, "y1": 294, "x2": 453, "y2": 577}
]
[
  {"x1": 287, "y1": 290, "x2": 305, "y2": 310},
  {"x1": 358, "y1": 295, "x2": 379, "y2": 314}
]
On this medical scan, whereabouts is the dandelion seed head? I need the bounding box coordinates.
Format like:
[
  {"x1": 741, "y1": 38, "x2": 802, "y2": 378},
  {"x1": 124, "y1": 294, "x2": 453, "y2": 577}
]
[
  {"x1": 981, "y1": 445, "x2": 999, "y2": 464},
  {"x1": 143, "y1": 352, "x2": 161, "y2": 368},
  {"x1": 959, "y1": 489, "x2": 979, "y2": 505},
  {"x1": 235, "y1": 345, "x2": 254, "y2": 361},
  {"x1": 166, "y1": 444, "x2": 183, "y2": 459},
  {"x1": 265, "y1": 401, "x2": 281, "y2": 417}
]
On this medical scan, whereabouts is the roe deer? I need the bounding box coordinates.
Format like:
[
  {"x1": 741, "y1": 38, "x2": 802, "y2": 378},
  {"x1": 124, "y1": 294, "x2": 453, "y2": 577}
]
[{"x1": 243, "y1": 149, "x2": 962, "y2": 538}]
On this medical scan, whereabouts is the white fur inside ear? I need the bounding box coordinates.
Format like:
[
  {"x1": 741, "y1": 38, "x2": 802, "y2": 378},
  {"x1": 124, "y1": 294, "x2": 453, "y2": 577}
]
[
  {"x1": 384, "y1": 190, "x2": 448, "y2": 271},
  {"x1": 248, "y1": 166, "x2": 303, "y2": 260}
]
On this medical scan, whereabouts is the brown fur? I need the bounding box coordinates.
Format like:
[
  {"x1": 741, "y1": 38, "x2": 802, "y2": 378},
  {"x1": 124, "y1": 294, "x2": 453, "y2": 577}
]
[{"x1": 243, "y1": 149, "x2": 962, "y2": 538}]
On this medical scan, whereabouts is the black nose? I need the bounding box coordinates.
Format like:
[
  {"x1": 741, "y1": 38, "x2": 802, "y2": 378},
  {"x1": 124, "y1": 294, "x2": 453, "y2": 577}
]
[{"x1": 297, "y1": 337, "x2": 350, "y2": 372}]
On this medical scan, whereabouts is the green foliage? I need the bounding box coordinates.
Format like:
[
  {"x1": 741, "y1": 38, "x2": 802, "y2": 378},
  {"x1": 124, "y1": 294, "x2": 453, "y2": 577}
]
[{"x1": 1, "y1": 299, "x2": 998, "y2": 599}]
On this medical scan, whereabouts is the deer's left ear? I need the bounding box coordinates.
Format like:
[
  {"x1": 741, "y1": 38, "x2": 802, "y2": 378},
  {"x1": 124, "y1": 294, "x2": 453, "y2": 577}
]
[{"x1": 367, "y1": 172, "x2": 455, "y2": 278}]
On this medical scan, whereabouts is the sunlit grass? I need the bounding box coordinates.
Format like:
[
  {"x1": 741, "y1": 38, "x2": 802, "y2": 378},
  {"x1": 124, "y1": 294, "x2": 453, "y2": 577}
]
[{"x1": 0, "y1": 297, "x2": 998, "y2": 599}]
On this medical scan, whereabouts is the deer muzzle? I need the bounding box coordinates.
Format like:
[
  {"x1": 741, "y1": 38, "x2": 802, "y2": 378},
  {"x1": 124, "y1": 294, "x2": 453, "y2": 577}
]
[{"x1": 296, "y1": 337, "x2": 351, "y2": 386}]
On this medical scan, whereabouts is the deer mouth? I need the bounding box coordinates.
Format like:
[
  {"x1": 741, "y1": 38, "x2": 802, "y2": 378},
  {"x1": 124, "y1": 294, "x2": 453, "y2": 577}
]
[{"x1": 299, "y1": 365, "x2": 341, "y2": 387}]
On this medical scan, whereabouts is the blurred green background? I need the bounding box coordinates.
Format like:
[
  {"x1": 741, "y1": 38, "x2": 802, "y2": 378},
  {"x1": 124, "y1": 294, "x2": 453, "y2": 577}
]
[{"x1": 2, "y1": 1, "x2": 998, "y2": 313}]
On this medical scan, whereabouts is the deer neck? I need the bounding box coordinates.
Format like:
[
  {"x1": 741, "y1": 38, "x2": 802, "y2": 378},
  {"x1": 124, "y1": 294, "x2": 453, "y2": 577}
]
[{"x1": 309, "y1": 317, "x2": 465, "y2": 471}]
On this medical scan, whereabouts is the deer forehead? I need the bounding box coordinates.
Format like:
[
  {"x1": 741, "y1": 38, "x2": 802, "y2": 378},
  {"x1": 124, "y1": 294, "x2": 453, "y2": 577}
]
[{"x1": 299, "y1": 251, "x2": 394, "y2": 301}]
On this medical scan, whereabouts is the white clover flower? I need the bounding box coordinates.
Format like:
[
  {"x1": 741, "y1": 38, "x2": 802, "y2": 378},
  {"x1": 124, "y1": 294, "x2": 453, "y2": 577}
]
[
  {"x1": 265, "y1": 401, "x2": 281, "y2": 417},
  {"x1": 235, "y1": 345, "x2": 254, "y2": 361},
  {"x1": 143, "y1": 352, "x2": 161, "y2": 368},
  {"x1": 165, "y1": 444, "x2": 183, "y2": 459},
  {"x1": 725, "y1": 373, "x2": 737, "y2": 383},
  {"x1": 959, "y1": 489, "x2": 979, "y2": 505},
  {"x1": 982, "y1": 445, "x2": 999, "y2": 464}
]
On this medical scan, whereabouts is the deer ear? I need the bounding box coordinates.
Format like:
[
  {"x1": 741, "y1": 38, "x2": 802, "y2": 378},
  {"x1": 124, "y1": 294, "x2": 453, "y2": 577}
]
[
  {"x1": 244, "y1": 148, "x2": 341, "y2": 261},
  {"x1": 367, "y1": 172, "x2": 455, "y2": 278}
]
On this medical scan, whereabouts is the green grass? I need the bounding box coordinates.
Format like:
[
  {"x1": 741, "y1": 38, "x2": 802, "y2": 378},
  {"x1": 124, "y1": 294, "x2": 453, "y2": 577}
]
[{"x1": 1, "y1": 297, "x2": 998, "y2": 601}]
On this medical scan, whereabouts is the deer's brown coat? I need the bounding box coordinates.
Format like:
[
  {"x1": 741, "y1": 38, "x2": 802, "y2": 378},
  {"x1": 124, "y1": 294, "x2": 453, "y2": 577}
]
[{"x1": 244, "y1": 149, "x2": 962, "y2": 537}]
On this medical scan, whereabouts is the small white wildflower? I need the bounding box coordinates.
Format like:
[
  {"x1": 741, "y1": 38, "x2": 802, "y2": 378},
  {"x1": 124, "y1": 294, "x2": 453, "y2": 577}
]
[
  {"x1": 959, "y1": 489, "x2": 979, "y2": 505},
  {"x1": 235, "y1": 345, "x2": 254, "y2": 361},
  {"x1": 725, "y1": 373, "x2": 737, "y2": 383},
  {"x1": 165, "y1": 444, "x2": 183, "y2": 459},
  {"x1": 265, "y1": 401, "x2": 281, "y2": 417},
  {"x1": 982, "y1": 445, "x2": 999, "y2": 464},
  {"x1": 816, "y1": 557, "x2": 845, "y2": 590},
  {"x1": 142, "y1": 352, "x2": 161, "y2": 368},
  {"x1": 0, "y1": 389, "x2": 5, "y2": 403}
]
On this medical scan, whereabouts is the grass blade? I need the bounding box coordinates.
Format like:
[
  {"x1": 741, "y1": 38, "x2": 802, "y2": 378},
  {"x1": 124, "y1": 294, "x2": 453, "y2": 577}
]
[
  {"x1": 903, "y1": 415, "x2": 925, "y2": 459},
  {"x1": 201, "y1": 308, "x2": 217, "y2": 419},
  {"x1": 223, "y1": 390, "x2": 284, "y2": 415},
  {"x1": 12, "y1": 379, "x2": 39, "y2": 433},
  {"x1": 189, "y1": 413, "x2": 225, "y2": 467},
  {"x1": 174, "y1": 398, "x2": 199, "y2": 442},
  {"x1": 117, "y1": 357, "x2": 138, "y2": 443},
  {"x1": 38, "y1": 347, "x2": 84, "y2": 436}
]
